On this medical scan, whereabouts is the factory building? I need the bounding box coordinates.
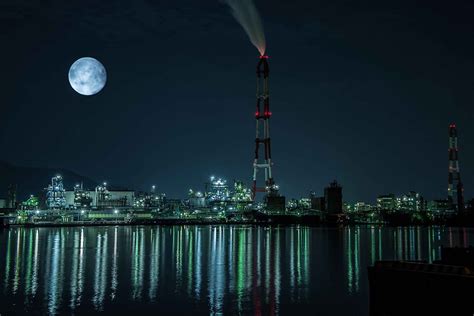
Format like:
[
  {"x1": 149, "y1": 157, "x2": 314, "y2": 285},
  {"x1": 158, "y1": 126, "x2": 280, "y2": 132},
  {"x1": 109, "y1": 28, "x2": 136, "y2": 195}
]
[
  {"x1": 310, "y1": 195, "x2": 325, "y2": 212},
  {"x1": 265, "y1": 195, "x2": 286, "y2": 213},
  {"x1": 343, "y1": 202, "x2": 352, "y2": 213},
  {"x1": 373, "y1": 192, "x2": 425, "y2": 213},
  {"x1": 97, "y1": 190, "x2": 134, "y2": 208},
  {"x1": 354, "y1": 202, "x2": 373, "y2": 212},
  {"x1": 134, "y1": 187, "x2": 165, "y2": 209},
  {"x1": 324, "y1": 181, "x2": 343, "y2": 214},
  {"x1": 188, "y1": 177, "x2": 253, "y2": 212},
  {"x1": 6, "y1": 185, "x2": 17, "y2": 209},
  {"x1": 377, "y1": 194, "x2": 397, "y2": 211},
  {"x1": 188, "y1": 190, "x2": 206, "y2": 208},
  {"x1": 396, "y1": 191, "x2": 425, "y2": 212},
  {"x1": 65, "y1": 184, "x2": 134, "y2": 209},
  {"x1": 427, "y1": 199, "x2": 451, "y2": 214},
  {"x1": 205, "y1": 176, "x2": 230, "y2": 203}
]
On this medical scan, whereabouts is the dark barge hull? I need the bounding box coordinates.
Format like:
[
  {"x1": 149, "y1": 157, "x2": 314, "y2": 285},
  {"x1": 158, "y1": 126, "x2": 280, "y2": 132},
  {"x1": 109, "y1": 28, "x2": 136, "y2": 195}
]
[{"x1": 368, "y1": 260, "x2": 474, "y2": 315}]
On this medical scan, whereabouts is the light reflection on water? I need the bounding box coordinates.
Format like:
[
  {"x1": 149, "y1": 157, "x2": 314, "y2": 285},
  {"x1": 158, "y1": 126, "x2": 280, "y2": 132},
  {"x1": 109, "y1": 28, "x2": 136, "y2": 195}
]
[{"x1": 0, "y1": 225, "x2": 472, "y2": 315}]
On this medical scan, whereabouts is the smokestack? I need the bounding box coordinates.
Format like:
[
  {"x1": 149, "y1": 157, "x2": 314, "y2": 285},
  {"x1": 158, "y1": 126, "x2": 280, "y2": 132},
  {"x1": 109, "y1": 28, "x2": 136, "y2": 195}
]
[
  {"x1": 448, "y1": 123, "x2": 464, "y2": 212},
  {"x1": 252, "y1": 55, "x2": 278, "y2": 200}
]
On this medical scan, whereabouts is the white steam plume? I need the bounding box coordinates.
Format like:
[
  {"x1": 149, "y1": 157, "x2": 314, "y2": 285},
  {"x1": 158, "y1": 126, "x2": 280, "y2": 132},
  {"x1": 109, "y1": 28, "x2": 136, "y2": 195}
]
[{"x1": 223, "y1": 0, "x2": 266, "y2": 55}]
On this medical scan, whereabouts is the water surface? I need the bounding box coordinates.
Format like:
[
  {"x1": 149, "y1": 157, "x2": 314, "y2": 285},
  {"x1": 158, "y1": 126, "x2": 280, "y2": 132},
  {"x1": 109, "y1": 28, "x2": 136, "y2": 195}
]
[{"x1": 1, "y1": 225, "x2": 472, "y2": 315}]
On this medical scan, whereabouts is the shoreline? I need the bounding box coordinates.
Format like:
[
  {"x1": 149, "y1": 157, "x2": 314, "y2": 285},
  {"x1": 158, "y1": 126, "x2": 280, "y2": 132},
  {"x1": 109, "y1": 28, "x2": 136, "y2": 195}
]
[{"x1": 3, "y1": 221, "x2": 474, "y2": 229}]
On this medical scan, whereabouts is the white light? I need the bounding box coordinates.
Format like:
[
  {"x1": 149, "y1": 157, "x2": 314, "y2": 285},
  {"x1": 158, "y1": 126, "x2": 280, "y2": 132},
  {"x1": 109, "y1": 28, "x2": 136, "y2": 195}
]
[
  {"x1": 81, "y1": 210, "x2": 85, "y2": 214},
  {"x1": 114, "y1": 210, "x2": 119, "y2": 214},
  {"x1": 36, "y1": 210, "x2": 40, "y2": 214}
]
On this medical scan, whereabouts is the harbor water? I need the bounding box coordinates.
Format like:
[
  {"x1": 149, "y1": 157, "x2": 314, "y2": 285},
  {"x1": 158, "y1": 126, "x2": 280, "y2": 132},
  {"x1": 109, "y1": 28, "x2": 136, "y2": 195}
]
[{"x1": 0, "y1": 225, "x2": 473, "y2": 315}]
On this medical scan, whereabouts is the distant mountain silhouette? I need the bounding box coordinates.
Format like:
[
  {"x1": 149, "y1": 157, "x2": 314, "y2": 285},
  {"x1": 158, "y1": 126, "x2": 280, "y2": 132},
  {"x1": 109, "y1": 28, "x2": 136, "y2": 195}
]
[{"x1": 0, "y1": 160, "x2": 98, "y2": 200}]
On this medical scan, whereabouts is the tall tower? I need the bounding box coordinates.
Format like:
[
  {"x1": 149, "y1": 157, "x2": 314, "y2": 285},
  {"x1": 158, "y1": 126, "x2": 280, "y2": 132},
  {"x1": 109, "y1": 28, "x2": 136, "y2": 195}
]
[
  {"x1": 252, "y1": 55, "x2": 279, "y2": 201},
  {"x1": 448, "y1": 123, "x2": 464, "y2": 212}
]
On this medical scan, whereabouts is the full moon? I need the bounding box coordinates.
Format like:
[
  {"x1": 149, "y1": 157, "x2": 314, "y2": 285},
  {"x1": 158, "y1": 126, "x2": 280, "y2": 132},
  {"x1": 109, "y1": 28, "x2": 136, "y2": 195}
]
[{"x1": 68, "y1": 57, "x2": 107, "y2": 96}]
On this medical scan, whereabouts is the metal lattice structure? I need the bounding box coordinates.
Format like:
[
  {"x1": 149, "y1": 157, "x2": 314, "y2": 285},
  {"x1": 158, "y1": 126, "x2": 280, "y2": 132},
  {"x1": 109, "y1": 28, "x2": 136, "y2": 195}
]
[
  {"x1": 448, "y1": 123, "x2": 464, "y2": 212},
  {"x1": 252, "y1": 55, "x2": 279, "y2": 201}
]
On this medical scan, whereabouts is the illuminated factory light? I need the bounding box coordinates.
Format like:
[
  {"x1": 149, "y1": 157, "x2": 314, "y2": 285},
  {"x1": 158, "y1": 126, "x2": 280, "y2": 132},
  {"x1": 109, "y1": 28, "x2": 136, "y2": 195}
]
[
  {"x1": 47, "y1": 175, "x2": 67, "y2": 209},
  {"x1": 207, "y1": 176, "x2": 230, "y2": 202}
]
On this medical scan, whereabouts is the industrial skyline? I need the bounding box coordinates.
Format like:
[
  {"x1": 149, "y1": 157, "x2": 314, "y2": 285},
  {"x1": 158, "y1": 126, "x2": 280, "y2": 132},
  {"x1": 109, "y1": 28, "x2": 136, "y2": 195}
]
[
  {"x1": 1, "y1": 122, "x2": 469, "y2": 208},
  {"x1": 2, "y1": 121, "x2": 471, "y2": 218}
]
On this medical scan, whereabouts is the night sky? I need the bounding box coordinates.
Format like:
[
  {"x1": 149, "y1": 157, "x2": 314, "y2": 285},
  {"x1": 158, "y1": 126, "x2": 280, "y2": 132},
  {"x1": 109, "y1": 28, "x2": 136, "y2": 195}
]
[{"x1": 1, "y1": 0, "x2": 473, "y2": 202}]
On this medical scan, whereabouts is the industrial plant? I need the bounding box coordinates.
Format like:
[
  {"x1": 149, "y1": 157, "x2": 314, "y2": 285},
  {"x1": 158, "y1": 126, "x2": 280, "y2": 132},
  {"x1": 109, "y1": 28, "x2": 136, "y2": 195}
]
[{"x1": 0, "y1": 57, "x2": 472, "y2": 227}]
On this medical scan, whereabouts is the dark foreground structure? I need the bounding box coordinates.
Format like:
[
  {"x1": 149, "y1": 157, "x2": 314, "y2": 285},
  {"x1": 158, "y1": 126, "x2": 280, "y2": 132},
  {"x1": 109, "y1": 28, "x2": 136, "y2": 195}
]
[{"x1": 368, "y1": 247, "x2": 474, "y2": 315}]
